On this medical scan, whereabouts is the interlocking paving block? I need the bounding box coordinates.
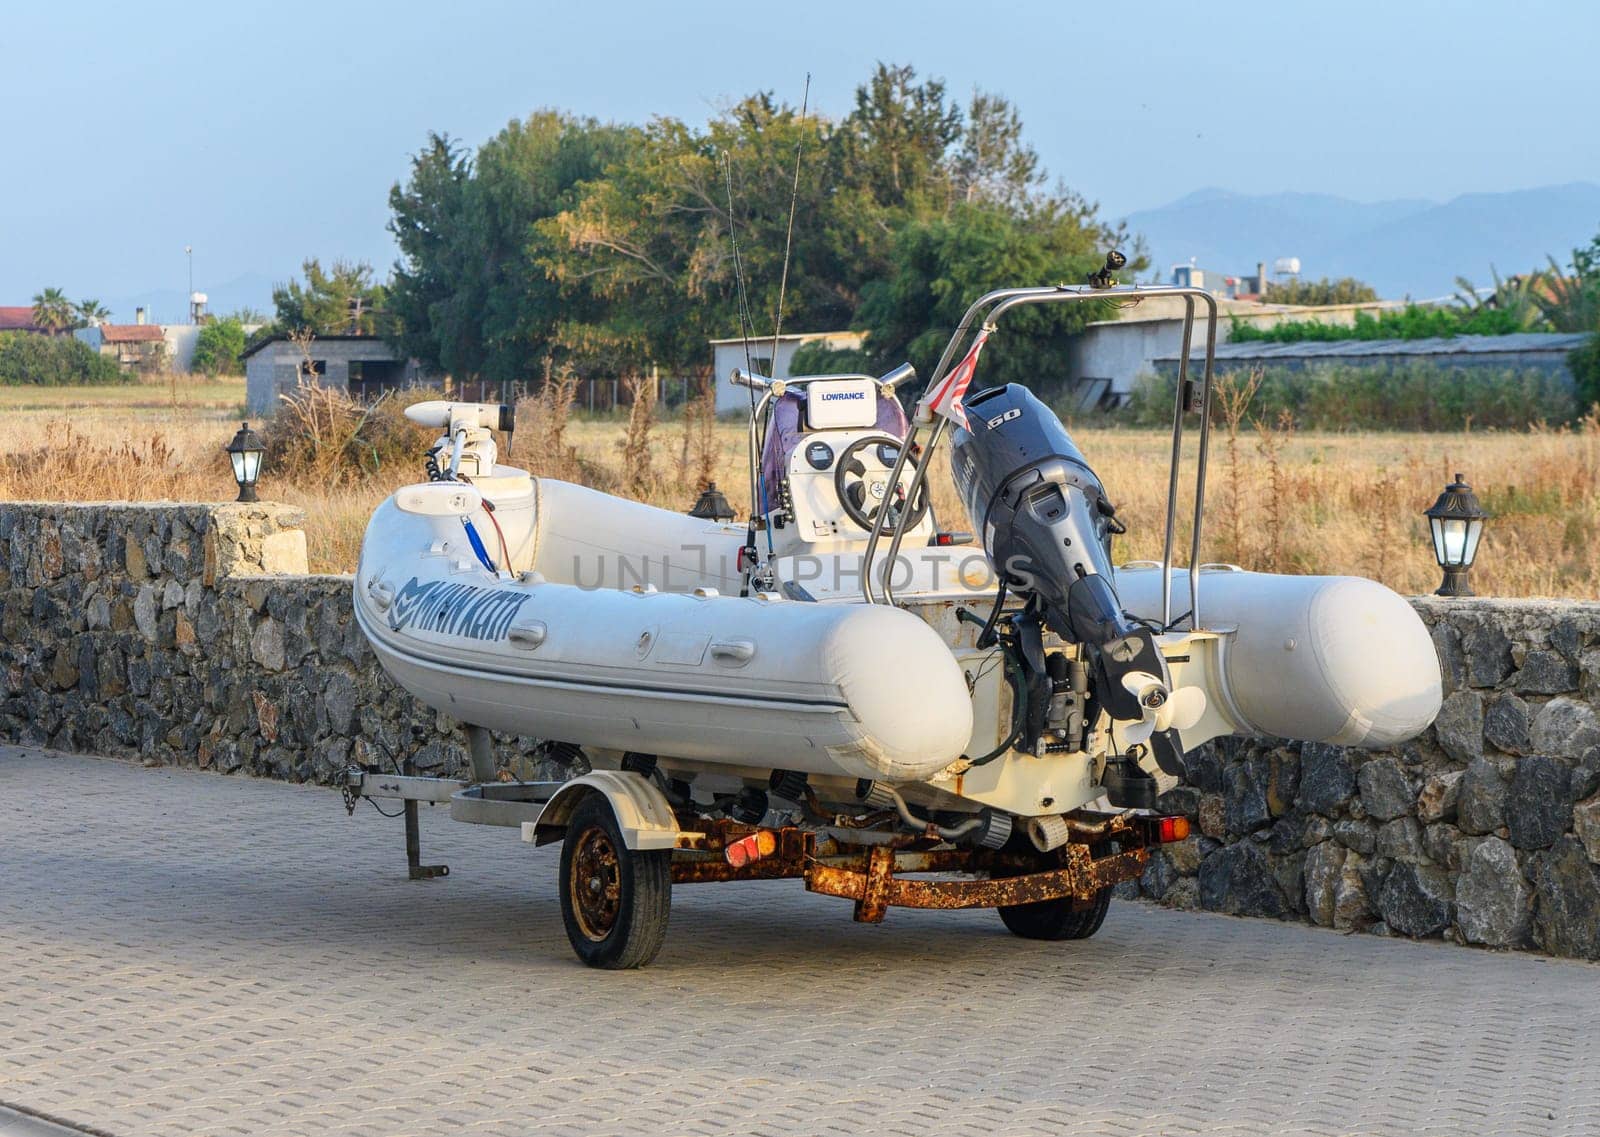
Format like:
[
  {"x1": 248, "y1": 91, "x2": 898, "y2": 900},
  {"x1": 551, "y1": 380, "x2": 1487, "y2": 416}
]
[{"x1": 3, "y1": 745, "x2": 1599, "y2": 1137}]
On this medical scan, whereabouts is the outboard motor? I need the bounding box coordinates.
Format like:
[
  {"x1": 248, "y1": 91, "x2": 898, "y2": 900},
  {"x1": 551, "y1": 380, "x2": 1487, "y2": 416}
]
[{"x1": 951, "y1": 384, "x2": 1186, "y2": 796}]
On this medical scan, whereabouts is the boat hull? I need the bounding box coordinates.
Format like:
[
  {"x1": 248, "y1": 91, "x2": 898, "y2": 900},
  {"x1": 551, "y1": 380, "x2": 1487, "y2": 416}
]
[{"x1": 355, "y1": 489, "x2": 974, "y2": 782}]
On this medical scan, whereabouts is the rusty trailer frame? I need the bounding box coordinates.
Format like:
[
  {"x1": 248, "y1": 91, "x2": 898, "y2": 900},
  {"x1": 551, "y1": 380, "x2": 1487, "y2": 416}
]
[{"x1": 668, "y1": 814, "x2": 1152, "y2": 925}]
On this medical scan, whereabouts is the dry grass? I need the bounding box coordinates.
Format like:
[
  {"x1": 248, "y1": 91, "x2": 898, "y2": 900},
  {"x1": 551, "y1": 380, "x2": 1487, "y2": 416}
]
[
  {"x1": 0, "y1": 371, "x2": 246, "y2": 416},
  {"x1": 1, "y1": 382, "x2": 1595, "y2": 598}
]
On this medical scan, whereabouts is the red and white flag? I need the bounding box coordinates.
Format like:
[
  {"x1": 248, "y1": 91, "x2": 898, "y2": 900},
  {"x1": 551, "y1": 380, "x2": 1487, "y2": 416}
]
[{"x1": 917, "y1": 328, "x2": 991, "y2": 430}]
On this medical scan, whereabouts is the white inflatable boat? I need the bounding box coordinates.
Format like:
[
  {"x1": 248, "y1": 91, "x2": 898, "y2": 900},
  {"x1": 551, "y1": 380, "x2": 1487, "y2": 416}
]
[{"x1": 348, "y1": 274, "x2": 1443, "y2": 967}]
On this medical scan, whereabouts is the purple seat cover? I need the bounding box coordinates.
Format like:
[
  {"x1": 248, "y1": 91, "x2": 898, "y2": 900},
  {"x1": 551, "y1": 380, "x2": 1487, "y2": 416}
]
[{"x1": 758, "y1": 390, "x2": 910, "y2": 513}]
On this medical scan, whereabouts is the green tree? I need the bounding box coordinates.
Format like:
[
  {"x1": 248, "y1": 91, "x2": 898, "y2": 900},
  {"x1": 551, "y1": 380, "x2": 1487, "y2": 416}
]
[
  {"x1": 1532, "y1": 235, "x2": 1600, "y2": 333},
  {"x1": 75, "y1": 298, "x2": 111, "y2": 326},
  {"x1": 0, "y1": 331, "x2": 124, "y2": 384},
  {"x1": 272, "y1": 259, "x2": 388, "y2": 335},
  {"x1": 190, "y1": 316, "x2": 247, "y2": 375},
  {"x1": 387, "y1": 132, "x2": 480, "y2": 375},
  {"x1": 852, "y1": 201, "x2": 1118, "y2": 389},
  {"x1": 385, "y1": 63, "x2": 1128, "y2": 389},
  {"x1": 542, "y1": 95, "x2": 853, "y2": 374},
  {"x1": 30, "y1": 287, "x2": 76, "y2": 334},
  {"x1": 834, "y1": 62, "x2": 962, "y2": 211},
  {"x1": 950, "y1": 90, "x2": 1043, "y2": 211},
  {"x1": 388, "y1": 117, "x2": 634, "y2": 380},
  {"x1": 1262, "y1": 277, "x2": 1379, "y2": 306},
  {"x1": 1568, "y1": 334, "x2": 1600, "y2": 409}
]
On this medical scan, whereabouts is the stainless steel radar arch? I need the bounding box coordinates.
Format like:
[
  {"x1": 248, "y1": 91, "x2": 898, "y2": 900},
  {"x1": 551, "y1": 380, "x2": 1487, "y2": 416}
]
[{"x1": 861, "y1": 284, "x2": 1220, "y2": 632}]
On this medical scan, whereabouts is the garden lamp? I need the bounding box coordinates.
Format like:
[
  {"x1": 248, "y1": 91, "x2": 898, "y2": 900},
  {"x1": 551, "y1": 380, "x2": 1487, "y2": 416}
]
[
  {"x1": 1424, "y1": 472, "x2": 1489, "y2": 597},
  {"x1": 688, "y1": 481, "x2": 736, "y2": 523},
  {"x1": 226, "y1": 422, "x2": 266, "y2": 503}
]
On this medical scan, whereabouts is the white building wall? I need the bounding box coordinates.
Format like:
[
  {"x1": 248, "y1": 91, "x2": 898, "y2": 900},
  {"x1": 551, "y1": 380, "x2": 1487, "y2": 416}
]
[
  {"x1": 1067, "y1": 300, "x2": 1400, "y2": 404},
  {"x1": 710, "y1": 331, "x2": 867, "y2": 414}
]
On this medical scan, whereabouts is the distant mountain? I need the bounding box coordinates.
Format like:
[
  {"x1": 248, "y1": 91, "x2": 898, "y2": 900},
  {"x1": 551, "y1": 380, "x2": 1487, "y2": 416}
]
[
  {"x1": 102, "y1": 272, "x2": 275, "y2": 326},
  {"x1": 1123, "y1": 183, "x2": 1600, "y2": 300}
]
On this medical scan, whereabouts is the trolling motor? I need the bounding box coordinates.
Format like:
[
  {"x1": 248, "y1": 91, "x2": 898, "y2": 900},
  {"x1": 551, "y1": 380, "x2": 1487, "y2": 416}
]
[
  {"x1": 950, "y1": 384, "x2": 1203, "y2": 803},
  {"x1": 405, "y1": 401, "x2": 515, "y2": 481}
]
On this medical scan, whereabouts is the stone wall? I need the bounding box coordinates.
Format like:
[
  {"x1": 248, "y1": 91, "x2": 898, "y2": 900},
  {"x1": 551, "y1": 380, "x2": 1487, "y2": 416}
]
[
  {"x1": 3, "y1": 501, "x2": 1598, "y2": 959},
  {"x1": 0, "y1": 502, "x2": 567, "y2": 785},
  {"x1": 1131, "y1": 597, "x2": 1600, "y2": 960}
]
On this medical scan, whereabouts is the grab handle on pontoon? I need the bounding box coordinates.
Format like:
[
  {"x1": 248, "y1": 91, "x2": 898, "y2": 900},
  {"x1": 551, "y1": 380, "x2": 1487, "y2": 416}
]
[{"x1": 710, "y1": 639, "x2": 757, "y2": 665}]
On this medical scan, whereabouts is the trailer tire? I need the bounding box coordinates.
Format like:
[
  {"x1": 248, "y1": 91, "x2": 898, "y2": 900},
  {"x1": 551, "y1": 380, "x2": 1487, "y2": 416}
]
[
  {"x1": 997, "y1": 882, "x2": 1112, "y2": 941},
  {"x1": 558, "y1": 794, "x2": 671, "y2": 969}
]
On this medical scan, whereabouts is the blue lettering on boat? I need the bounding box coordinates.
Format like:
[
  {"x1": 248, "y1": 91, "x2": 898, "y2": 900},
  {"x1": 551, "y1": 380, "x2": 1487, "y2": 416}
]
[{"x1": 387, "y1": 577, "x2": 530, "y2": 640}]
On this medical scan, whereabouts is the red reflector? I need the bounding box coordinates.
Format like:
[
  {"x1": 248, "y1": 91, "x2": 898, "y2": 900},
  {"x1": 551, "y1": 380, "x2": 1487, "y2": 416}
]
[
  {"x1": 724, "y1": 830, "x2": 777, "y2": 868},
  {"x1": 1157, "y1": 816, "x2": 1190, "y2": 843},
  {"x1": 935, "y1": 533, "x2": 953, "y2": 546}
]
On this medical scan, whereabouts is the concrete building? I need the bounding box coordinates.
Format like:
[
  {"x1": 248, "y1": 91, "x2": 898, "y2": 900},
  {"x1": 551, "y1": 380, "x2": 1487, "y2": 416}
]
[
  {"x1": 708, "y1": 330, "x2": 867, "y2": 414},
  {"x1": 1059, "y1": 297, "x2": 1401, "y2": 410},
  {"x1": 1154, "y1": 331, "x2": 1590, "y2": 381},
  {"x1": 74, "y1": 311, "x2": 248, "y2": 373},
  {"x1": 1170, "y1": 261, "x2": 1269, "y2": 300},
  {"x1": 243, "y1": 334, "x2": 425, "y2": 415},
  {"x1": 91, "y1": 324, "x2": 169, "y2": 370}
]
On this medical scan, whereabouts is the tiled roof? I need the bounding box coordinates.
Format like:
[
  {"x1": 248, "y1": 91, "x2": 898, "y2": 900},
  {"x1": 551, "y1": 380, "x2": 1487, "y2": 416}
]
[
  {"x1": 0, "y1": 306, "x2": 42, "y2": 331},
  {"x1": 98, "y1": 324, "x2": 167, "y2": 343}
]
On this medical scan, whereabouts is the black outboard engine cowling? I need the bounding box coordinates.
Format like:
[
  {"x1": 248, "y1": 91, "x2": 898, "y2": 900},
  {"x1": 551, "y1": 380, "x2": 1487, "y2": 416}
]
[{"x1": 950, "y1": 384, "x2": 1173, "y2": 739}]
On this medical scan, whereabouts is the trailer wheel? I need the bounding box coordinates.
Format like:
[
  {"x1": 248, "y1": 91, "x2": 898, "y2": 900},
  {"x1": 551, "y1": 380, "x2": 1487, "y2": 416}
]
[
  {"x1": 997, "y1": 883, "x2": 1112, "y2": 941},
  {"x1": 558, "y1": 794, "x2": 671, "y2": 969}
]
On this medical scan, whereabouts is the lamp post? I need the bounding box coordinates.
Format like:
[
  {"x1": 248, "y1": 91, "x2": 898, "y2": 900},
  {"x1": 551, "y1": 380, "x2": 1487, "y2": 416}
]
[
  {"x1": 226, "y1": 422, "x2": 265, "y2": 503},
  {"x1": 1425, "y1": 472, "x2": 1489, "y2": 597},
  {"x1": 688, "y1": 481, "x2": 736, "y2": 522}
]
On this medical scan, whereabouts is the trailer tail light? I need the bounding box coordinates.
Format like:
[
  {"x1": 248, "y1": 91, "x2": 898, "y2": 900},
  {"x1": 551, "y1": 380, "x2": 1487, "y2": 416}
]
[
  {"x1": 725, "y1": 830, "x2": 777, "y2": 868},
  {"x1": 1155, "y1": 815, "x2": 1190, "y2": 843}
]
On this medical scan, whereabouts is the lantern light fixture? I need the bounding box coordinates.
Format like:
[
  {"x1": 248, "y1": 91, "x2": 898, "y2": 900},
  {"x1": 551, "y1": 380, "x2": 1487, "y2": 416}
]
[
  {"x1": 688, "y1": 481, "x2": 736, "y2": 523},
  {"x1": 1424, "y1": 472, "x2": 1489, "y2": 597},
  {"x1": 226, "y1": 421, "x2": 266, "y2": 503}
]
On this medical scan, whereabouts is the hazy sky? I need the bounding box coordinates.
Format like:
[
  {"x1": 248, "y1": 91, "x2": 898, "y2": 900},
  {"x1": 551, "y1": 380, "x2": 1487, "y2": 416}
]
[{"x1": 4, "y1": 0, "x2": 1597, "y2": 314}]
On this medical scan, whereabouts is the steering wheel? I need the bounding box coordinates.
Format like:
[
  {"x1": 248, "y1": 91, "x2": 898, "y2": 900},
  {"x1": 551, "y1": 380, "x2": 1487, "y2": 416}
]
[{"x1": 833, "y1": 435, "x2": 929, "y2": 535}]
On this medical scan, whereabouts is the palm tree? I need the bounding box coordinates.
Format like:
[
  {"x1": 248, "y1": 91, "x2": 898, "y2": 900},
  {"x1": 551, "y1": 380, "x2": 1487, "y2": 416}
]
[
  {"x1": 30, "y1": 287, "x2": 76, "y2": 334},
  {"x1": 1531, "y1": 252, "x2": 1600, "y2": 333},
  {"x1": 1452, "y1": 267, "x2": 1541, "y2": 330},
  {"x1": 76, "y1": 298, "x2": 111, "y2": 327}
]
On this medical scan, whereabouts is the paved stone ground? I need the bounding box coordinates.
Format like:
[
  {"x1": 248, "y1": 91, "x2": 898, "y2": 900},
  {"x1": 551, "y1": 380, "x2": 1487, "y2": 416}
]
[{"x1": 3, "y1": 747, "x2": 1598, "y2": 1137}]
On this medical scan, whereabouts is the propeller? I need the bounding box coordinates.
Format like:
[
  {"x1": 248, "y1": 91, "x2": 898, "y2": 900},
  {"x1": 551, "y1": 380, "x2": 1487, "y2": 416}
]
[{"x1": 1116, "y1": 670, "x2": 1208, "y2": 746}]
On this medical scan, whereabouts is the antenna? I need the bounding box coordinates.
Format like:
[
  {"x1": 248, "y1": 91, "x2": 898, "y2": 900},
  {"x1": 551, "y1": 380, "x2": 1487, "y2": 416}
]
[
  {"x1": 722, "y1": 152, "x2": 757, "y2": 384},
  {"x1": 724, "y1": 149, "x2": 768, "y2": 574},
  {"x1": 767, "y1": 72, "x2": 811, "y2": 376}
]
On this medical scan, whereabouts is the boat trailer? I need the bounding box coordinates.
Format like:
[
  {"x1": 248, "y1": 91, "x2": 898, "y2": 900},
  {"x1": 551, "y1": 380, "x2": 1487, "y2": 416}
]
[{"x1": 340, "y1": 749, "x2": 1178, "y2": 927}]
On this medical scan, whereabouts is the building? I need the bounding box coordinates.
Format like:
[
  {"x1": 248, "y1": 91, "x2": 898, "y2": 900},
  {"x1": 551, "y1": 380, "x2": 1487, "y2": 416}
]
[
  {"x1": 1170, "y1": 261, "x2": 1269, "y2": 300},
  {"x1": 0, "y1": 307, "x2": 45, "y2": 334},
  {"x1": 708, "y1": 330, "x2": 867, "y2": 414},
  {"x1": 91, "y1": 324, "x2": 168, "y2": 369},
  {"x1": 1060, "y1": 296, "x2": 1401, "y2": 410},
  {"x1": 243, "y1": 334, "x2": 425, "y2": 415},
  {"x1": 1154, "y1": 332, "x2": 1591, "y2": 380}
]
